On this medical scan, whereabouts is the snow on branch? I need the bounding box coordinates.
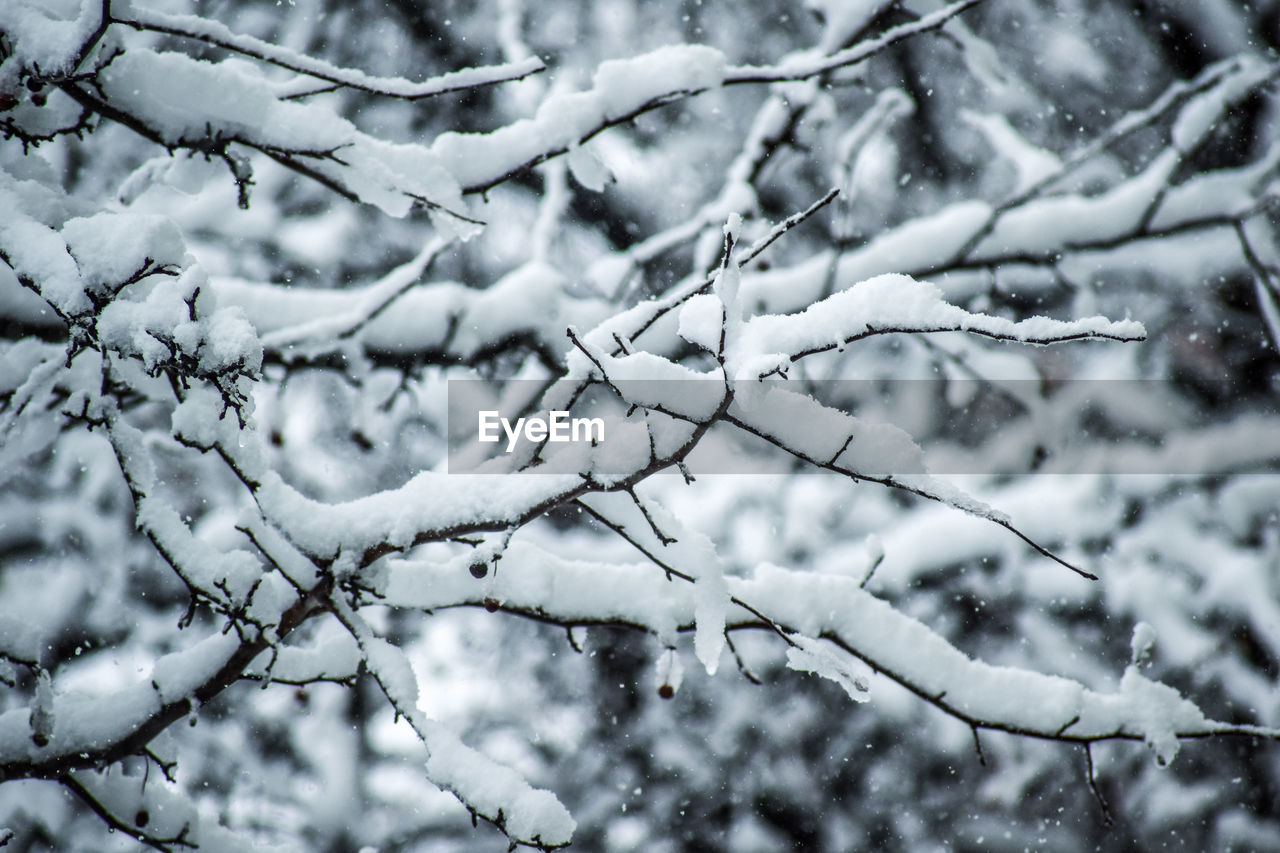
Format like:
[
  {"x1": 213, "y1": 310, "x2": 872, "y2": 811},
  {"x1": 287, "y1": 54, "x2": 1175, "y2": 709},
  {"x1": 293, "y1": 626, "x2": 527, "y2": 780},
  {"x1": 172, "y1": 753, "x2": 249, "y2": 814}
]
[
  {"x1": 6, "y1": 0, "x2": 1280, "y2": 847},
  {"x1": 729, "y1": 58, "x2": 1280, "y2": 321},
  {"x1": 383, "y1": 540, "x2": 1278, "y2": 761},
  {"x1": 201, "y1": 190, "x2": 837, "y2": 377},
  {"x1": 948, "y1": 55, "x2": 1278, "y2": 262},
  {"x1": 117, "y1": 5, "x2": 546, "y2": 100},
  {"x1": 724, "y1": 0, "x2": 987, "y2": 84},
  {"x1": 0, "y1": 632, "x2": 240, "y2": 781},
  {"x1": 214, "y1": 259, "x2": 604, "y2": 371},
  {"x1": 549, "y1": 332, "x2": 1100, "y2": 580},
  {"x1": 0, "y1": 0, "x2": 989, "y2": 232},
  {"x1": 254, "y1": 389, "x2": 723, "y2": 568},
  {"x1": 706, "y1": 272, "x2": 1147, "y2": 378},
  {"x1": 68, "y1": 48, "x2": 477, "y2": 227},
  {"x1": 434, "y1": 44, "x2": 728, "y2": 193}
]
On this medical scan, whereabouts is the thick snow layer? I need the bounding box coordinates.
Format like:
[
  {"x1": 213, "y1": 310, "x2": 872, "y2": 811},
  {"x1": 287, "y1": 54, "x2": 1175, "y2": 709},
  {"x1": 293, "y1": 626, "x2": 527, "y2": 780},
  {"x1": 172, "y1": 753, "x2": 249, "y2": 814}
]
[
  {"x1": 343, "y1": 605, "x2": 576, "y2": 846},
  {"x1": 383, "y1": 539, "x2": 1239, "y2": 753},
  {"x1": 94, "y1": 49, "x2": 471, "y2": 227},
  {"x1": 0, "y1": 0, "x2": 103, "y2": 80},
  {"x1": 257, "y1": 470, "x2": 583, "y2": 559},
  {"x1": 122, "y1": 5, "x2": 545, "y2": 100},
  {"x1": 728, "y1": 384, "x2": 926, "y2": 476},
  {"x1": 737, "y1": 273, "x2": 1145, "y2": 372},
  {"x1": 0, "y1": 631, "x2": 239, "y2": 768},
  {"x1": 972, "y1": 151, "x2": 1180, "y2": 260},
  {"x1": 432, "y1": 44, "x2": 725, "y2": 190},
  {"x1": 640, "y1": 499, "x2": 728, "y2": 674},
  {"x1": 212, "y1": 268, "x2": 612, "y2": 364},
  {"x1": 0, "y1": 175, "x2": 184, "y2": 318}
]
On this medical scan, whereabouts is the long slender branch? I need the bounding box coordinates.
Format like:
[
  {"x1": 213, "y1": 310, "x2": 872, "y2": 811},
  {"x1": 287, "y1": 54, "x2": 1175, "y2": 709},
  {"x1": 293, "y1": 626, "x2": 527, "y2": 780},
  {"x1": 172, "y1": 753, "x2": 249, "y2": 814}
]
[
  {"x1": 61, "y1": 774, "x2": 194, "y2": 852},
  {"x1": 720, "y1": 409, "x2": 1096, "y2": 579},
  {"x1": 390, "y1": 551, "x2": 1277, "y2": 747},
  {"x1": 780, "y1": 321, "x2": 1146, "y2": 365},
  {"x1": 114, "y1": 6, "x2": 546, "y2": 100},
  {"x1": 46, "y1": 0, "x2": 981, "y2": 215},
  {"x1": 0, "y1": 565, "x2": 331, "y2": 783},
  {"x1": 722, "y1": 0, "x2": 986, "y2": 84}
]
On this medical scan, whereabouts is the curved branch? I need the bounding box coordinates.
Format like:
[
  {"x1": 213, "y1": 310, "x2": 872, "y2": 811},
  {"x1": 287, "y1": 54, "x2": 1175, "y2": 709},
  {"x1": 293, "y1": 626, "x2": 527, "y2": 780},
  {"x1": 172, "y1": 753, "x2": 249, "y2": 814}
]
[
  {"x1": 718, "y1": 397, "x2": 1097, "y2": 579},
  {"x1": 114, "y1": 6, "x2": 546, "y2": 100},
  {"x1": 721, "y1": 0, "x2": 986, "y2": 84},
  {"x1": 61, "y1": 774, "x2": 195, "y2": 853},
  {"x1": 385, "y1": 544, "x2": 1277, "y2": 749}
]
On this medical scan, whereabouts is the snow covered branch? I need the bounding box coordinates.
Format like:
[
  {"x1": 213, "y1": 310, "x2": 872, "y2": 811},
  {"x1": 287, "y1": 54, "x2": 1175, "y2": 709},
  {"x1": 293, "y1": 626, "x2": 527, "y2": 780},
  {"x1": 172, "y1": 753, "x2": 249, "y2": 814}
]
[
  {"x1": 385, "y1": 540, "x2": 1279, "y2": 757},
  {"x1": 116, "y1": 5, "x2": 546, "y2": 101},
  {"x1": 4, "y1": 0, "x2": 1279, "y2": 848}
]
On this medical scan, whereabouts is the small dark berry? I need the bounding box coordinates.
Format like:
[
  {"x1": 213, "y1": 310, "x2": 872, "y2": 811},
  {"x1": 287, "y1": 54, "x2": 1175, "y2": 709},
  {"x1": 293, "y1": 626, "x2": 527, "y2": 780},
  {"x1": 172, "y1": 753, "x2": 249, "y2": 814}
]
[
  {"x1": 469, "y1": 561, "x2": 488, "y2": 579},
  {"x1": 135, "y1": 810, "x2": 150, "y2": 828},
  {"x1": 26, "y1": 77, "x2": 41, "y2": 92},
  {"x1": 657, "y1": 684, "x2": 675, "y2": 700},
  {"x1": 31, "y1": 92, "x2": 47, "y2": 107},
  {"x1": 483, "y1": 597, "x2": 500, "y2": 612}
]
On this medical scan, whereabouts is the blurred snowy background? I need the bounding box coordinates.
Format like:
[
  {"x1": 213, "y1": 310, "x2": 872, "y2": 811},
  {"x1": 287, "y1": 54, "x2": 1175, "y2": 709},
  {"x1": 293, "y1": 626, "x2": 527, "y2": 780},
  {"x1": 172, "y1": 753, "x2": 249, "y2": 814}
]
[{"x1": 3, "y1": 0, "x2": 1280, "y2": 850}]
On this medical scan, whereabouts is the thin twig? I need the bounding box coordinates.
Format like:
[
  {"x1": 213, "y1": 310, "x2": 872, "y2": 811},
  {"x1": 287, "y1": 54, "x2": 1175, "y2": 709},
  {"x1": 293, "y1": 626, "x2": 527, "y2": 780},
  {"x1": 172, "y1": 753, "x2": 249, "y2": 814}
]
[{"x1": 1084, "y1": 744, "x2": 1113, "y2": 825}]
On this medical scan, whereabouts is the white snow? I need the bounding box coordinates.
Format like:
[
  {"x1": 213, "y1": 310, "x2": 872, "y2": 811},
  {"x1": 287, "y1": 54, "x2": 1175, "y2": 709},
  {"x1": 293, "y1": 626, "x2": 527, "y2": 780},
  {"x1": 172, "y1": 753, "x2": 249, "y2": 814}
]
[
  {"x1": 1131, "y1": 622, "x2": 1157, "y2": 665},
  {"x1": 432, "y1": 44, "x2": 726, "y2": 191},
  {"x1": 785, "y1": 634, "x2": 870, "y2": 702},
  {"x1": 0, "y1": 0, "x2": 104, "y2": 80},
  {"x1": 122, "y1": 5, "x2": 545, "y2": 101},
  {"x1": 961, "y1": 110, "x2": 1062, "y2": 195},
  {"x1": 382, "y1": 538, "x2": 1233, "y2": 755},
  {"x1": 95, "y1": 49, "x2": 473, "y2": 229},
  {"x1": 738, "y1": 273, "x2": 1145, "y2": 371}
]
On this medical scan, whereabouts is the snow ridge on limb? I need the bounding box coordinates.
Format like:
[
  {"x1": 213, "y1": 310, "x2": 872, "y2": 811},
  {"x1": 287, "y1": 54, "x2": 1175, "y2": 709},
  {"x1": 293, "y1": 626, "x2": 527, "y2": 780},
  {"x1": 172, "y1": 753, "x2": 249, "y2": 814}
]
[
  {"x1": 212, "y1": 260, "x2": 610, "y2": 371},
  {"x1": 0, "y1": 0, "x2": 985, "y2": 229},
  {"x1": 383, "y1": 540, "x2": 1276, "y2": 756},
  {"x1": 433, "y1": 44, "x2": 728, "y2": 193},
  {"x1": 725, "y1": 0, "x2": 987, "y2": 84},
  {"x1": 696, "y1": 272, "x2": 1147, "y2": 380},
  {"x1": 116, "y1": 5, "x2": 546, "y2": 100},
  {"x1": 0, "y1": 0, "x2": 543, "y2": 229},
  {"x1": 84, "y1": 48, "x2": 477, "y2": 229}
]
